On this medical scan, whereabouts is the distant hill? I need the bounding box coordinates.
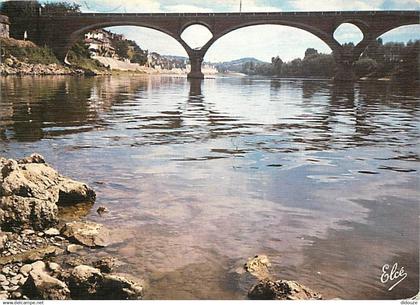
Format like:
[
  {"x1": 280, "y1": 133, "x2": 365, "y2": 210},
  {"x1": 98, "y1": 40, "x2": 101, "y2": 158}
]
[
  {"x1": 214, "y1": 57, "x2": 269, "y2": 73},
  {"x1": 161, "y1": 55, "x2": 188, "y2": 62}
]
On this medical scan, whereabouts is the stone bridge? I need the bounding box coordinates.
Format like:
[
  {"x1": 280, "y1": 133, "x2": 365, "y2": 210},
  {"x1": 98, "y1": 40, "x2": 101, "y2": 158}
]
[{"x1": 11, "y1": 10, "x2": 420, "y2": 80}]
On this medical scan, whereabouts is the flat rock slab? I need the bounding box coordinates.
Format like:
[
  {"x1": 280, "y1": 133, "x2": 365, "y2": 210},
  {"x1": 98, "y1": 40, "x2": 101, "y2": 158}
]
[
  {"x1": 0, "y1": 246, "x2": 62, "y2": 266},
  {"x1": 61, "y1": 221, "x2": 110, "y2": 247}
]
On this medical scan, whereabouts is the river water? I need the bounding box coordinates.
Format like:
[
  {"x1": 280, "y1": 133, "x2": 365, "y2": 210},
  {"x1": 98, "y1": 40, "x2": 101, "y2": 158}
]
[{"x1": 0, "y1": 75, "x2": 419, "y2": 299}]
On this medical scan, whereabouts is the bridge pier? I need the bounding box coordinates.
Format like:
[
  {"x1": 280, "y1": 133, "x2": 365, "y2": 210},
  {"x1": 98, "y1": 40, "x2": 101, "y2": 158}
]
[{"x1": 187, "y1": 52, "x2": 204, "y2": 79}]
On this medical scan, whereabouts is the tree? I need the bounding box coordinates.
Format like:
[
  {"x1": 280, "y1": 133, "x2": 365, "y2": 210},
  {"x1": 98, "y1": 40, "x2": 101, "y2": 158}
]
[
  {"x1": 42, "y1": 2, "x2": 81, "y2": 14},
  {"x1": 304, "y1": 48, "x2": 318, "y2": 58},
  {"x1": 354, "y1": 57, "x2": 378, "y2": 77},
  {"x1": 0, "y1": 1, "x2": 41, "y2": 17},
  {"x1": 114, "y1": 40, "x2": 130, "y2": 59},
  {"x1": 271, "y1": 56, "x2": 283, "y2": 75}
]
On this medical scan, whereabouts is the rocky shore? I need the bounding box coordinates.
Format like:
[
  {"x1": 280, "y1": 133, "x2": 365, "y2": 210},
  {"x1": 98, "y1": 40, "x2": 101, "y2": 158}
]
[
  {"x1": 0, "y1": 154, "x2": 143, "y2": 300},
  {"x1": 0, "y1": 154, "x2": 322, "y2": 300},
  {"x1": 0, "y1": 55, "x2": 84, "y2": 76}
]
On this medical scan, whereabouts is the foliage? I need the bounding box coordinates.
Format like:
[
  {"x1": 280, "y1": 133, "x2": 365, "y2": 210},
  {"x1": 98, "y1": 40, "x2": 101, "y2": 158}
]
[
  {"x1": 0, "y1": 38, "x2": 59, "y2": 64},
  {"x1": 112, "y1": 39, "x2": 148, "y2": 65},
  {"x1": 0, "y1": 1, "x2": 41, "y2": 17},
  {"x1": 0, "y1": 1, "x2": 81, "y2": 16},
  {"x1": 42, "y1": 1, "x2": 81, "y2": 14},
  {"x1": 354, "y1": 57, "x2": 378, "y2": 77},
  {"x1": 67, "y1": 39, "x2": 107, "y2": 72},
  {"x1": 114, "y1": 40, "x2": 130, "y2": 59},
  {"x1": 228, "y1": 41, "x2": 418, "y2": 80}
]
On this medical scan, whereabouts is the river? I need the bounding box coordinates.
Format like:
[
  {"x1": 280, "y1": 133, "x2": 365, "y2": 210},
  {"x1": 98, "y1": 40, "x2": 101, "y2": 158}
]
[{"x1": 0, "y1": 75, "x2": 419, "y2": 299}]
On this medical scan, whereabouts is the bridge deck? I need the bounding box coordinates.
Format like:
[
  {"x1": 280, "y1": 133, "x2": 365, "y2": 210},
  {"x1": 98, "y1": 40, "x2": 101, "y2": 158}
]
[{"x1": 38, "y1": 10, "x2": 419, "y2": 18}]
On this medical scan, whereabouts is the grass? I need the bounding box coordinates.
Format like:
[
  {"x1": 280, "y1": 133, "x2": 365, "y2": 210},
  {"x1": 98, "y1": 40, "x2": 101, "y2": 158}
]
[
  {"x1": 0, "y1": 37, "x2": 59, "y2": 65},
  {"x1": 66, "y1": 50, "x2": 108, "y2": 74}
]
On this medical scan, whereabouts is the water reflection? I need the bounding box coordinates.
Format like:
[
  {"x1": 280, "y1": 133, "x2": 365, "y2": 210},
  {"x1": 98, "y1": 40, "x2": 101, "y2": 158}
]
[{"x1": 0, "y1": 75, "x2": 419, "y2": 300}]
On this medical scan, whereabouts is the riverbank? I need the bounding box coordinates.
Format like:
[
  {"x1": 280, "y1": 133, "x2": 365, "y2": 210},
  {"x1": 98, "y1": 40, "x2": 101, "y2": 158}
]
[{"x1": 0, "y1": 154, "x2": 144, "y2": 300}]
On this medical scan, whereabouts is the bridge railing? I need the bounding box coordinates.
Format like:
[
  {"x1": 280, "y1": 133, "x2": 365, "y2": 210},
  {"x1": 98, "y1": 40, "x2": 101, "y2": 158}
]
[{"x1": 35, "y1": 10, "x2": 419, "y2": 17}]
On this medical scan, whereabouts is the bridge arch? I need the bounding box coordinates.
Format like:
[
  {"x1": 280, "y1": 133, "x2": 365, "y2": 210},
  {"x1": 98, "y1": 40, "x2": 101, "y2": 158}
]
[
  {"x1": 200, "y1": 20, "x2": 341, "y2": 56},
  {"x1": 333, "y1": 23, "x2": 364, "y2": 46},
  {"x1": 204, "y1": 24, "x2": 335, "y2": 63},
  {"x1": 376, "y1": 24, "x2": 420, "y2": 41}
]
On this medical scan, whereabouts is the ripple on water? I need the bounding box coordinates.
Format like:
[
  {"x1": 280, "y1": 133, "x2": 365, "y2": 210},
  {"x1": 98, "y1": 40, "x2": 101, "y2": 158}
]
[{"x1": 0, "y1": 75, "x2": 419, "y2": 299}]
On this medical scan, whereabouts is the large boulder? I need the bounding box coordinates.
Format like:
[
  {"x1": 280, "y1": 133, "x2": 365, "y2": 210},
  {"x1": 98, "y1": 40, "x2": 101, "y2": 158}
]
[
  {"x1": 68, "y1": 265, "x2": 143, "y2": 300},
  {"x1": 242, "y1": 254, "x2": 322, "y2": 300},
  {"x1": 100, "y1": 274, "x2": 144, "y2": 300},
  {"x1": 248, "y1": 279, "x2": 322, "y2": 300},
  {"x1": 0, "y1": 196, "x2": 58, "y2": 231},
  {"x1": 61, "y1": 221, "x2": 110, "y2": 247},
  {"x1": 22, "y1": 261, "x2": 70, "y2": 300},
  {"x1": 68, "y1": 265, "x2": 103, "y2": 299},
  {"x1": 0, "y1": 154, "x2": 96, "y2": 232}
]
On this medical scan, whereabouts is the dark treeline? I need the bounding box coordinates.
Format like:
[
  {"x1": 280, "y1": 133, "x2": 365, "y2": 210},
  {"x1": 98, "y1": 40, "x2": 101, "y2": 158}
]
[
  {"x1": 240, "y1": 39, "x2": 419, "y2": 80},
  {"x1": 0, "y1": 1, "x2": 81, "y2": 16}
]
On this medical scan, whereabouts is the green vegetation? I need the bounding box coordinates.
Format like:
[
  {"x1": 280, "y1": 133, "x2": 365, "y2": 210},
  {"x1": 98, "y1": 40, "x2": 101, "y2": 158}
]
[
  {"x1": 113, "y1": 39, "x2": 148, "y2": 65},
  {"x1": 42, "y1": 1, "x2": 81, "y2": 14},
  {"x1": 66, "y1": 40, "x2": 108, "y2": 73},
  {"x1": 0, "y1": 37, "x2": 59, "y2": 64},
  {"x1": 0, "y1": 1, "x2": 80, "y2": 16},
  {"x1": 228, "y1": 39, "x2": 419, "y2": 80}
]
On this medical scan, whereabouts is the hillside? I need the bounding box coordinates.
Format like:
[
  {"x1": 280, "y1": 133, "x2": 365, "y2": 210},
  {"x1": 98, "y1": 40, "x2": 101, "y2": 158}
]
[{"x1": 214, "y1": 57, "x2": 269, "y2": 73}]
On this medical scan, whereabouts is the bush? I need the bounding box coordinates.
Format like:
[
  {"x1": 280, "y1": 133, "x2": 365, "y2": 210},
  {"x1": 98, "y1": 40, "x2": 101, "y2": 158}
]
[{"x1": 0, "y1": 38, "x2": 59, "y2": 64}]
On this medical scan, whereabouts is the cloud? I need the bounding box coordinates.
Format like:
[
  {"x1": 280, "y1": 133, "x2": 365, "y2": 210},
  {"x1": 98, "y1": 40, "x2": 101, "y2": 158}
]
[
  {"x1": 164, "y1": 4, "x2": 214, "y2": 13},
  {"x1": 290, "y1": 0, "x2": 385, "y2": 11},
  {"x1": 73, "y1": 0, "x2": 162, "y2": 13}
]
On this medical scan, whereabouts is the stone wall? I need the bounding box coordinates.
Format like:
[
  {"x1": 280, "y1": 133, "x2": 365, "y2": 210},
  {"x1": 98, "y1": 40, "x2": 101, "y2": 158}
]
[{"x1": 0, "y1": 15, "x2": 10, "y2": 38}]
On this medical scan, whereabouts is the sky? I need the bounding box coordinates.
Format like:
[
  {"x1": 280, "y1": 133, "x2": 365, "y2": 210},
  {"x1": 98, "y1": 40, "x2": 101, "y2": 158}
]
[{"x1": 33, "y1": 0, "x2": 420, "y2": 61}]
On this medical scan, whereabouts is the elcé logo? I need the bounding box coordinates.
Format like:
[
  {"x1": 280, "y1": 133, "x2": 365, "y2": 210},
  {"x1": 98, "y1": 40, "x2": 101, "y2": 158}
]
[{"x1": 380, "y1": 262, "x2": 408, "y2": 291}]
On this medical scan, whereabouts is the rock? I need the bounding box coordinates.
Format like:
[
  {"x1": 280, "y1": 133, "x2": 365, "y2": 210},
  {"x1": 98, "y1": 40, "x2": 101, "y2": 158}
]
[
  {"x1": 0, "y1": 274, "x2": 6, "y2": 282},
  {"x1": 0, "y1": 232, "x2": 8, "y2": 250},
  {"x1": 248, "y1": 279, "x2": 322, "y2": 300},
  {"x1": 244, "y1": 255, "x2": 271, "y2": 280},
  {"x1": 0, "y1": 154, "x2": 96, "y2": 232},
  {"x1": 48, "y1": 262, "x2": 60, "y2": 272},
  {"x1": 1, "y1": 267, "x2": 10, "y2": 274},
  {"x1": 0, "y1": 245, "x2": 61, "y2": 265},
  {"x1": 0, "y1": 291, "x2": 8, "y2": 299},
  {"x1": 96, "y1": 206, "x2": 109, "y2": 215},
  {"x1": 93, "y1": 257, "x2": 115, "y2": 273},
  {"x1": 69, "y1": 265, "x2": 103, "y2": 299},
  {"x1": 21, "y1": 229, "x2": 35, "y2": 235},
  {"x1": 44, "y1": 228, "x2": 60, "y2": 236},
  {"x1": 61, "y1": 221, "x2": 110, "y2": 247},
  {"x1": 11, "y1": 291, "x2": 22, "y2": 299},
  {"x1": 67, "y1": 244, "x2": 84, "y2": 253},
  {"x1": 0, "y1": 196, "x2": 58, "y2": 232},
  {"x1": 23, "y1": 261, "x2": 70, "y2": 300},
  {"x1": 100, "y1": 274, "x2": 143, "y2": 300},
  {"x1": 58, "y1": 179, "x2": 96, "y2": 205},
  {"x1": 18, "y1": 154, "x2": 45, "y2": 164}
]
